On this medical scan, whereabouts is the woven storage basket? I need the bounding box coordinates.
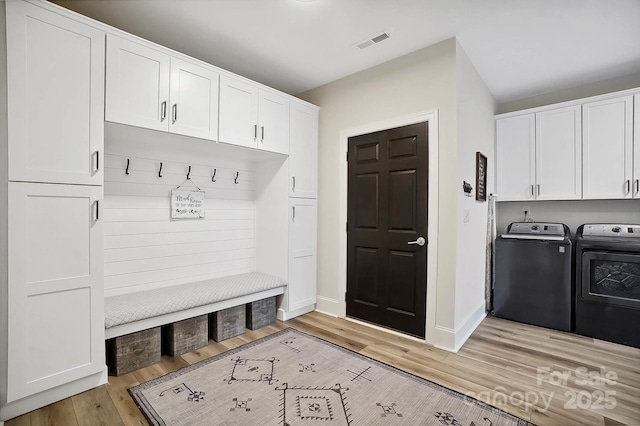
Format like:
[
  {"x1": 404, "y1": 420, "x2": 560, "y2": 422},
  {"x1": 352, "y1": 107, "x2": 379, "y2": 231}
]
[
  {"x1": 163, "y1": 315, "x2": 209, "y2": 357},
  {"x1": 246, "y1": 296, "x2": 276, "y2": 330},
  {"x1": 107, "y1": 327, "x2": 161, "y2": 376},
  {"x1": 210, "y1": 305, "x2": 245, "y2": 342}
]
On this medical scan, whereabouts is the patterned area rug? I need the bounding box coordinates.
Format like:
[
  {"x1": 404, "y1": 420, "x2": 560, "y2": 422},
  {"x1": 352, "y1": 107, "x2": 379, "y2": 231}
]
[{"x1": 129, "y1": 328, "x2": 531, "y2": 426}]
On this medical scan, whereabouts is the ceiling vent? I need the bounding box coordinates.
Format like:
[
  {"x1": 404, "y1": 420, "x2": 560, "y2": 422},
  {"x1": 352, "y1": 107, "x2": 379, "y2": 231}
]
[{"x1": 356, "y1": 31, "x2": 390, "y2": 50}]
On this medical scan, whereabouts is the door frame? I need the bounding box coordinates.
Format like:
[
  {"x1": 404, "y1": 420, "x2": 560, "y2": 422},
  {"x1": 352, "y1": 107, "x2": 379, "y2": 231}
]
[{"x1": 337, "y1": 109, "x2": 439, "y2": 344}]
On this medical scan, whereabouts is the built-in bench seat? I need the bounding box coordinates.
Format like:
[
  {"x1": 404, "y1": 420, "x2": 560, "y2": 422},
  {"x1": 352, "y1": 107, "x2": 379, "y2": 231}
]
[{"x1": 104, "y1": 272, "x2": 287, "y2": 339}]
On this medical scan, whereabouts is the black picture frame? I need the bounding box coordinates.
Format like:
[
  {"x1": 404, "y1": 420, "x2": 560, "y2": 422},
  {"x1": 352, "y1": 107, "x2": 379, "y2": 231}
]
[{"x1": 476, "y1": 152, "x2": 487, "y2": 202}]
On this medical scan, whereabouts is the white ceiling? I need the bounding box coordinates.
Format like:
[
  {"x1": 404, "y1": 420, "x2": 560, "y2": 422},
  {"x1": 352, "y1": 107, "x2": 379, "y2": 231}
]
[{"x1": 51, "y1": 0, "x2": 640, "y2": 104}]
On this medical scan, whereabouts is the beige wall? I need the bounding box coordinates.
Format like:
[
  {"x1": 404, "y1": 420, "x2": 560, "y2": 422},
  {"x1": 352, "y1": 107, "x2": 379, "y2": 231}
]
[
  {"x1": 298, "y1": 38, "x2": 462, "y2": 342},
  {"x1": 497, "y1": 71, "x2": 640, "y2": 114},
  {"x1": 454, "y1": 44, "x2": 496, "y2": 335}
]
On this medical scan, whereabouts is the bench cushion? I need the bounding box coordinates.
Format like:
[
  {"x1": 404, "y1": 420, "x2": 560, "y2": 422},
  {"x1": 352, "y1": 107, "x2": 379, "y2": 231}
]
[{"x1": 105, "y1": 272, "x2": 286, "y2": 329}]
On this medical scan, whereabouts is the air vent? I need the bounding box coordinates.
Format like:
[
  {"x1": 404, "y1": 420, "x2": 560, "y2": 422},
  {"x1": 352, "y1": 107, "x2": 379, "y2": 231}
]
[{"x1": 355, "y1": 31, "x2": 391, "y2": 50}]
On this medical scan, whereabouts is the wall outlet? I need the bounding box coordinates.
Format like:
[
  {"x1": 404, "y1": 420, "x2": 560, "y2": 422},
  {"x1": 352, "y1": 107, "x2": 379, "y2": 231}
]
[{"x1": 522, "y1": 205, "x2": 530, "y2": 215}]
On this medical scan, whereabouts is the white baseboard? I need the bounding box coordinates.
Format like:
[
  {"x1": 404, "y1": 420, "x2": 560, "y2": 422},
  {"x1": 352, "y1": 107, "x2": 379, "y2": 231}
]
[
  {"x1": 315, "y1": 296, "x2": 341, "y2": 317},
  {"x1": 0, "y1": 366, "x2": 107, "y2": 421},
  {"x1": 432, "y1": 302, "x2": 486, "y2": 353},
  {"x1": 277, "y1": 304, "x2": 315, "y2": 321}
]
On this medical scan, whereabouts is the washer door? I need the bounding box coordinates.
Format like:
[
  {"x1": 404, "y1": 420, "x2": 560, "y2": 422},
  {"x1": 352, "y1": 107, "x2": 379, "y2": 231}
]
[{"x1": 581, "y1": 251, "x2": 640, "y2": 309}]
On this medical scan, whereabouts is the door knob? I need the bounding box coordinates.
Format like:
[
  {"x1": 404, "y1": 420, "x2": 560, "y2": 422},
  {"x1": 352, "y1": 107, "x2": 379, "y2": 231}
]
[{"x1": 407, "y1": 237, "x2": 426, "y2": 246}]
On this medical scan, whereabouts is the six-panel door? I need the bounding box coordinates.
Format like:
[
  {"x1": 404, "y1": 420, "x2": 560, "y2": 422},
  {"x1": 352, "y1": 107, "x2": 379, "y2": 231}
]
[
  {"x1": 6, "y1": 1, "x2": 104, "y2": 185},
  {"x1": 7, "y1": 182, "x2": 104, "y2": 402}
]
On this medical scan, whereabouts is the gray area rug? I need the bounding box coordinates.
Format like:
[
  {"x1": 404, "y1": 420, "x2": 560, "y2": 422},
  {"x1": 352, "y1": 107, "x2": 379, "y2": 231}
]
[{"x1": 129, "y1": 328, "x2": 531, "y2": 425}]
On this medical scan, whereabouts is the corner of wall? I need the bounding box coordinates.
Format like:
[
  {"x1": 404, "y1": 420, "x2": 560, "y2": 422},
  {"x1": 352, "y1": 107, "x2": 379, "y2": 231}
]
[{"x1": 0, "y1": 0, "x2": 9, "y2": 409}]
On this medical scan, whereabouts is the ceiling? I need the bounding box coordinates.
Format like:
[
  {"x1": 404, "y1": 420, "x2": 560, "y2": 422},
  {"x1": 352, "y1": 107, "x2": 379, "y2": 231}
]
[{"x1": 51, "y1": 0, "x2": 640, "y2": 104}]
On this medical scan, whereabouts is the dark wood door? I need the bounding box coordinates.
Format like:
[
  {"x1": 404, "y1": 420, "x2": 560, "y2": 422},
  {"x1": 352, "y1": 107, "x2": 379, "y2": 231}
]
[{"x1": 347, "y1": 122, "x2": 428, "y2": 338}]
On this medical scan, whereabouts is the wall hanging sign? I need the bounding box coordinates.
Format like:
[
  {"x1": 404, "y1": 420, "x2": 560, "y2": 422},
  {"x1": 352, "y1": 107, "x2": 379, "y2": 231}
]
[
  {"x1": 476, "y1": 151, "x2": 487, "y2": 202},
  {"x1": 171, "y1": 189, "x2": 206, "y2": 219}
]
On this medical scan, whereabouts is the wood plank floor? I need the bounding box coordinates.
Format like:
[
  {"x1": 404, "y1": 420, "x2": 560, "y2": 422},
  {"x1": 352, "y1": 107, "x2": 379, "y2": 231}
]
[{"x1": 6, "y1": 312, "x2": 640, "y2": 425}]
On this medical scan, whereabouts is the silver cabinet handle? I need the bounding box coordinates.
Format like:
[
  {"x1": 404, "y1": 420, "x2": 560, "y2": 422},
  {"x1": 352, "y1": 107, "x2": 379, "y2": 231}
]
[
  {"x1": 407, "y1": 237, "x2": 426, "y2": 246},
  {"x1": 530, "y1": 185, "x2": 534, "y2": 197},
  {"x1": 93, "y1": 150, "x2": 100, "y2": 173},
  {"x1": 635, "y1": 179, "x2": 639, "y2": 195},
  {"x1": 254, "y1": 124, "x2": 258, "y2": 141},
  {"x1": 537, "y1": 184, "x2": 540, "y2": 196},
  {"x1": 292, "y1": 206, "x2": 296, "y2": 222},
  {"x1": 172, "y1": 104, "x2": 177, "y2": 124},
  {"x1": 292, "y1": 176, "x2": 296, "y2": 191},
  {"x1": 94, "y1": 199, "x2": 99, "y2": 221},
  {"x1": 625, "y1": 179, "x2": 631, "y2": 194},
  {"x1": 160, "y1": 101, "x2": 167, "y2": 122},
  {"x1": 261, "y1": 126, "x2": 265, "y2": 142}
]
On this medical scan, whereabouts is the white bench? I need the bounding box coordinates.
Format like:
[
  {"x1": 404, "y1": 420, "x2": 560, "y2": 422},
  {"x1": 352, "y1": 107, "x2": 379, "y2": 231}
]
[{"x1": 104, "y1": 272, "x2": 287, "y2": 339}]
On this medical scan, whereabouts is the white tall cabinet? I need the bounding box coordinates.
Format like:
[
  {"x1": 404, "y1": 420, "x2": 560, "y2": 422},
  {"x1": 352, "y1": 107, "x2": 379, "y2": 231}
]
[
  {"x1": 2, "y1": 0, "x2": 106, "y2": 418},
  {"x1": 277, "y1": 101, "x2": 319, "y2": 320}
]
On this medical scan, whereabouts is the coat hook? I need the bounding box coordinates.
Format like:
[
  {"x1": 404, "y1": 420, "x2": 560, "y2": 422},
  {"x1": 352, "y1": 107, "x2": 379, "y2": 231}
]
[
  {"x1": 234, "y1": 171, "x2": 239, "y2": 184},
  {"x1": 187, "y1": 165, "x2": 191, "y2": 180},
  {"x1": 125, "y1": 158, "x2": 130, "y2": 175},
  {"x1": 158, "y1": 162, "x2": 163, "y2": 178},
  {"x1": 212, "y1": 168, "x2": 217, "y2": 182}
]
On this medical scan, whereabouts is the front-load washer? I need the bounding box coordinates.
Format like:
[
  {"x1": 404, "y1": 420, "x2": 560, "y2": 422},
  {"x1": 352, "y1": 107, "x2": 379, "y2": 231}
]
[
  {"x1": 575, "y1": 224, "x2": 640, "y2": 348},
  {"x1": 493, "y1": 222, "x2": 573, "y2": 332}
]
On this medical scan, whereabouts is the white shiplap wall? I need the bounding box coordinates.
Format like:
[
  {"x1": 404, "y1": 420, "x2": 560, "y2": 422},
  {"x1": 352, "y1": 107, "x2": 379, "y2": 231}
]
[{"x1": 104, "y1": 124, "x2": 261, "y2": 297}]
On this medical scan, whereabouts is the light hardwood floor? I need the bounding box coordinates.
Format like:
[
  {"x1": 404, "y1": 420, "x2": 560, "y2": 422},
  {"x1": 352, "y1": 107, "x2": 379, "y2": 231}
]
[{"x1": 6, "y1": 312, "x2": 640, "y2": 425}]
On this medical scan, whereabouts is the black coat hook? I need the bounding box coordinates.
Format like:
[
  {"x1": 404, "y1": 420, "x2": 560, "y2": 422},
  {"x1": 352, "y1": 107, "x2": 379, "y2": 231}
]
[
  {"x1": 158, "y1": 162, "x2": 163, "y2": 178},
  {"x1": 234, "y1": 171, "x2": 239, "y2": 184},
  {"x1": 212, "y1": 168, "x2": 217, "y2": 182},
  {"x1": 187, "y1": 165, "x2": 191, "y2": 180},
  {"x1": 125, "y1": 158, "x2": 130, "y2": 175}
]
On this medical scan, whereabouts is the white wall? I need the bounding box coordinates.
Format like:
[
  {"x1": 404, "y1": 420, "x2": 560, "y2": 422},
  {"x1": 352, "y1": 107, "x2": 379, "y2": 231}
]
[
  {"x1": 298, "y1": 38, "x2": 460, "y2": 343},
  {"x1": 452, "y1": 43, "x2": 496, "y2": 348},
  {"x1": 496, "y1": 200, "x2": 640, "y2": 235},
  {"x1": 0, "y1": 0, "x2": 8, "y2": 408}
]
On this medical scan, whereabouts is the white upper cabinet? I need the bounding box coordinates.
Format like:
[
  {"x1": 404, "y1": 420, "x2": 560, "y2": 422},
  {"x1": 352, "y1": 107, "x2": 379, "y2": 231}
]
[
  {"x1": 258, "y1": 90, "x2": 290, "y2": 155},
  {"x1": 496, "y1": 106, "x2": 582, "y2": 201},
  {"x1": 496, "y1": 114, "x2": 535, "y2": 201},
  {"x1": 535, "y1": 105, "x2": 582, "y2": 200},
  {"x1": 289, "y1": 101, "x2": 319, "y2": 198},
  {"x1": 106, "y1": 35, "x2": 219, "y2": 141},
  {"x1": 582, "y1": 96, "x2": 634, "y2": 199},
  {"x1": 169, "y1": 58, "x2": 219, "y2": 140},
  {"x1": 219, "y1": 75, "x2": 290, "y2": 154},
  {"x1": 105, "y1": 35, "x2": 170, "y2": 132},
  {"x1": 6, "y1": 0, "x2": 104, "y2": 185},
  {"x1": 219, "y1": 75, "x2": 259, "y2": 149}
]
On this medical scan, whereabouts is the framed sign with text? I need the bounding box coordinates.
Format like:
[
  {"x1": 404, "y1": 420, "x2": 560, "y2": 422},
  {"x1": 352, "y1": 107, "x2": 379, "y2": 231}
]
[
  {"x1": 476, "y1": 152, "x2": 487, "y2": 202},
  {"x1": 171, "y1": 189, "x2": 206, "y2": 219}
]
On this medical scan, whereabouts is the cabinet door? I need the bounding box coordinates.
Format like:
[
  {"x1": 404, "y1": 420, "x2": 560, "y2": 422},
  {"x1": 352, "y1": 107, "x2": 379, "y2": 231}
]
[
  {"x1": 105, "y1": 34, "x2": 171, "y2": 132},
  {"x1": 535, "y1": 106, "x2": 582, "y2": 200},
  {"x1": 583, "y1": 96, "x2": 633, "y2": 199},
  {"x1": 258, "y1": 90, "x2": 290, "y2": 154},
  {"x1": 7, "y1": 182, "x2": 104, "y2": 402},
  {"x1": 496, "y1": 114, "x2": 535, "y2": 201},
  {"x1": 218, "y1": 75, "x2": 259, "y2": 149},
  {"x1": 289, "y1": 102, "x2": 319, "y2": 198},
  {"x1": 288, "y1": 199, "x2": 317, "y2": 312},
  {"x1": 634, "y1": 95, "x2": 640, "y2": 198},
  {"x1": 6, "y1": 1, "x2": 104, "y2": 185},
  {"x1": 169, "y1": 58, "x2": 219, "y2": 141}
]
